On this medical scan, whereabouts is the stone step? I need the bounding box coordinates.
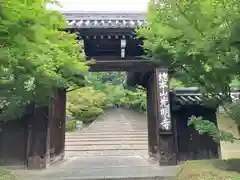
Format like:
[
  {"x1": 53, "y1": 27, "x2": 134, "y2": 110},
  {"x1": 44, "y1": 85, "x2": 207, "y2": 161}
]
[
  {"x1": 63, "y1": 155, "x2": 153, "y2": 167},
  {"x1": 90, "y1": 121, "x2": 145, "y2": 123},
  {"x1": 85, "y1": 123, "x2": 146, "y2": 125},
  {"x1": 16, "y1": 166, "x2": 176, "y2": 180},
  {"x1": 85, "y1": 127, "x2": 147, "y2": 129},
  {"x1": 85, "y1": 122, "x2": 147, "y2": 128},
  {"x1": 65, "y1": 141, "x2": 147, "y2": 146},
  {"x1": 83, "y1": 130, "x2": 147, "y2": 133},
  {"x1": 66, "y1": 134, "x2": 148, "y2": 139},
  {"x1": 65, "y1": 137, "x2": 147, "y2": 141},
  {"x1": 67, "y1": 131, "x2": 147, "y2": 135},
  {"x1": 65, "y1": 144, "x2": 148, "y2": 151},
  {"x1": 65, "y1": 150, "x2": 149, "y2": 157},
  {"x1": 85, "y1": 123, "x2": 147, "y2": 126},
  {"x1": 88, "y1": 120, "x2": 146, "y2": 123},
  {"x1": 44, "y1": 165, "x2": 176, "y2": 180},
  {"x1": 65, "y1": 137, "x2": 147, "y2": 142},
  {"x1": 85, "y1": 128, "x2": 147, "y2": 130},
  {"x1": 65, "y1": 138, "x2": 147, "y2": 141},
  {"x1": 85, "y1": 125, "x2": 147, "y2": 128},
  {"x1": 56, "y1": 176, "x2": 175, "y2": 180}
]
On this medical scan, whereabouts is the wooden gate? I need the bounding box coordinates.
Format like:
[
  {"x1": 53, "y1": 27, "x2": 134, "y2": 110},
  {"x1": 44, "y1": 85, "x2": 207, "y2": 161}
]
[
  {"x1": 0, "y1": 117, "x2": 28, "y2": 166},
  {"x1": 173, "y1": 105, "x2": 219, "y2": 162},
  {"x1": 49, "y1": 89, "x2": 66, "y2": 163}
]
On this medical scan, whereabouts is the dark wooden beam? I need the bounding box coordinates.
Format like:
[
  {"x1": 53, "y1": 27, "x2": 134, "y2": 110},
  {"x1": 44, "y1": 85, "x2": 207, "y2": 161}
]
[
  {"x1": 88, "y1": 59, "x2": 161, "y2": 72},
  {"x1": 65, "y1": 28, "x2": 136, "y2": 35}
]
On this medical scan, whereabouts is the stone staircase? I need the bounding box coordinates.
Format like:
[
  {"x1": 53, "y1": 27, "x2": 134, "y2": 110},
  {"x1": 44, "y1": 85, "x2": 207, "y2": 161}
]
[
  {"x1": 65, "y1": 108, "x2": 149, "y2": 157},
  {"x1": 62, "y1": 109, "x2": 177, "y2": 179},
  {"x1": 15, "y1": 109, "x2": 177, "y2": 180}
]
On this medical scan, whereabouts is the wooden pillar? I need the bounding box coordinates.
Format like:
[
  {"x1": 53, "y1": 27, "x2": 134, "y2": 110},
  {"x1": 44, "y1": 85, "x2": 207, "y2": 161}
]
[
  {"x1": 146, "y1": 73, "x2": 158, "y2": 158},
  {"x1": 48, "y1": 89, "x2": 66, "y2": 164},
  {"x1": 27, "y1": 105, "x2": 51, "y2": 169},
  {"x1": 57, "y1": 89, "x2": 66, "y2": 160},
  {"x1": 155, "y1": 68, "x2": 177, "y2": 166}
]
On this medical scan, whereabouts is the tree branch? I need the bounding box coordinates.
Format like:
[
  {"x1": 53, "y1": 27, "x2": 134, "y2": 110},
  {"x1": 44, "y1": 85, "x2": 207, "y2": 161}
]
[
  {"x1": 175, "y1": 3, "x2": 204, "y2": 37},
  {"x1": 67, "y1": 87, "x2": 82, "y2": 93}
]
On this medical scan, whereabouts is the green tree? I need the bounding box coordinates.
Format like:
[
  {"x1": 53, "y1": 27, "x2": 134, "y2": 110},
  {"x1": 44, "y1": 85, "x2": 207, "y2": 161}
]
[
  {"x1": 0, "y1": 0, "x2": 87, "y2": 120},
  {"x1": 138, "y1": 0, "x2": 240, "y2": 141},
  {"x1": 95, "y1": 72, "x2": 125, "y2": 85}
]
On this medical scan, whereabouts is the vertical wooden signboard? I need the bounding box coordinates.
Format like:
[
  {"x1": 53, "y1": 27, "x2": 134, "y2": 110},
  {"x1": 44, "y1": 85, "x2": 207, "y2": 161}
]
[
  {"x1": 155, "y1": 68, "x2": 177, "y2": 165},
  {"x1": 156, "y1": 70, "x2": 171, "y2": 132}
]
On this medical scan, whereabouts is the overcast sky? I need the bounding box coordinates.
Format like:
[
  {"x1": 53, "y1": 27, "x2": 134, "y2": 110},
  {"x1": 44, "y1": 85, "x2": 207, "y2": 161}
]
[{"x1": 47, "y1": 0, "x2": 149, "y2": 12}]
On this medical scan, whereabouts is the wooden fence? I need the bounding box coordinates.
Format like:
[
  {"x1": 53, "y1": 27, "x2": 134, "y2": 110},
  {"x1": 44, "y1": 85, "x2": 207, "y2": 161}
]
[{"x1": 0, "y1": 89, "x2": 66, "y2": 169}]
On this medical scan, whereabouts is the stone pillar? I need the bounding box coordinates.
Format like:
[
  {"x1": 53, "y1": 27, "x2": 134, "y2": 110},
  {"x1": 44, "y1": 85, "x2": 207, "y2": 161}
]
[
  {"x1": 155, "y1": 68, "x2": 177, "y2": 166},
  {"x1": 146, "y1": 72, "x2": 158, "y2": 158}
]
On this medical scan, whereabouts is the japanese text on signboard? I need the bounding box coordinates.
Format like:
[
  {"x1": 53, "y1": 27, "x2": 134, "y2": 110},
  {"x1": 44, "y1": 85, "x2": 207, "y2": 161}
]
[{"x1": 158, "y1": 71, "x2": 171, "y2": 131}]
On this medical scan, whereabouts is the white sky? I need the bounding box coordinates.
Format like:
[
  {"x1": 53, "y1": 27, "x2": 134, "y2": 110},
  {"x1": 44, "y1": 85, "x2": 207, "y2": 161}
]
[{"x1": 47, "y1": 0, "x2": 149, "y2": 12}]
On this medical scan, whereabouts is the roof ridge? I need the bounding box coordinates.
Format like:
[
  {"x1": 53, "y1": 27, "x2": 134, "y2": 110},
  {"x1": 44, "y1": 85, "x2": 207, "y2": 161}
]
[{"x1": 63, "y1": 11, "x2": 147, "y2": 25}]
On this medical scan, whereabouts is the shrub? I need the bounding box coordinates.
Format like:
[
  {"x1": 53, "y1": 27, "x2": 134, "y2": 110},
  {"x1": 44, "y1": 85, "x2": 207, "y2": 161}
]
[
  {"x1": 65, "y1": 120, "x2": 77, "y2": 132},
  {"x1": 67, "y1": 87, "x2": 106, "y2": 124},
  {"x1": 66, "y1": 75, "x2": 148, "y2": 124},
  {"x1": 227, "y1": 100, "x2": 240, "y2": 129},
  {"x1": 93, "y1": 81, "x2": 147, "y2": 112},
  {"x1": 120, "y1": 87, "x2": 146, "y2": 112},
  {"x1": 101, "y1": 84, "x2": 126, "y2": 107}
]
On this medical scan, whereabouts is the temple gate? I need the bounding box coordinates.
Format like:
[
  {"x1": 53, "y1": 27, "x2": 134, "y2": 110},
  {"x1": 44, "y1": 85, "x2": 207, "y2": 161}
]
[
  {"x1": 61, "y1": 11, "x2": 219, "y2": 166},
  {"x1": 63, "y1": 12, "x2": 178, "y2": 165},
  {"x1": 1, "y1": 11, "x2": 237, "y2": 169}
]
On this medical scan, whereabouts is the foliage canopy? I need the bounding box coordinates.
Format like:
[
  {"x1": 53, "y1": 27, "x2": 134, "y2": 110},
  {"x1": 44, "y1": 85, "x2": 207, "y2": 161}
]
[
  {"x1": 0, "y1": 0, "x2": 87, "y2": 120},
  {"x1": 138, "y1": 0, "x2": 240, "y2": 141},
  {"x1": 139, "y1": 0, "x2": 240, "y2": 95}
]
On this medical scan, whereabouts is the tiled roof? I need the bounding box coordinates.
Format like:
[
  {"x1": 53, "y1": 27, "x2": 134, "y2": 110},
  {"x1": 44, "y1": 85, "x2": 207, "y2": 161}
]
[
  {"x1": 173, "y1": 88, "x2": 240, "y2": 105},
  {"x1": 62, "y1": 11, "x2": 147, "y2": 28}
]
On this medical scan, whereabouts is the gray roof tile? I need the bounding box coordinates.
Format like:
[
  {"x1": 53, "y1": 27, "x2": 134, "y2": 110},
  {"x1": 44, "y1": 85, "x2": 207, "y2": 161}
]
[
  {"x1": 62, "y1": 11, "x2": 147, "y2": 28},
  {"x1": 173, "y1": 88, "x2": 240, "y2": 105}
]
